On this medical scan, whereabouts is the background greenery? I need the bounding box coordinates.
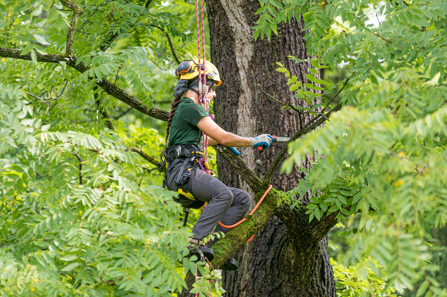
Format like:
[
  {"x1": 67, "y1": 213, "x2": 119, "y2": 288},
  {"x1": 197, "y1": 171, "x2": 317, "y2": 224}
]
[{"x1": 1, "y1": 0, "x2": 446, "y2": 296}]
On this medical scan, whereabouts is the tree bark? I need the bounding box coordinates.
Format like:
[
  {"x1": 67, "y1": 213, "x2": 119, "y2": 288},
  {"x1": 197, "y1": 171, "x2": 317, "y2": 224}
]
[{"x1": 205, "y1": 1, "x2": 337, "y2": 296}]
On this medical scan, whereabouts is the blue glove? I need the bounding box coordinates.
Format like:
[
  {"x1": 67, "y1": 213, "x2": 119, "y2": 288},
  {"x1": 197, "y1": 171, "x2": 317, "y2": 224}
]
[
  {"x1": 229, "y1": 147, "x2": 241, "y2": 155},
  {"x1": 251, "y1": 134, "x2": 274, "y2": 151}
]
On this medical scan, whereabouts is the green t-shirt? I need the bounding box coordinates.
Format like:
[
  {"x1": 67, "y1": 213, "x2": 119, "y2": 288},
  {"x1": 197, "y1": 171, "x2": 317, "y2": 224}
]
[{"x1": 168, "y1": 97, "x2": 209, "y2": 146}]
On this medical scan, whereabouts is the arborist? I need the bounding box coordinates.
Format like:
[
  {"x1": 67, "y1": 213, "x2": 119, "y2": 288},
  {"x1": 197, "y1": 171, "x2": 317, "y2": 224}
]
[{"x1": 163, "y1": 59, "x2": 274, "y2": 270}]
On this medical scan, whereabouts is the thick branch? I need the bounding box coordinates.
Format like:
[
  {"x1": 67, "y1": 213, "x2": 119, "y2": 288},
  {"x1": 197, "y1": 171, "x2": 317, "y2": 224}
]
[
  {"x1": 129, "y1": 147, "x2": 159, "y2": 166},
  {"x1": 264, "y1": 102, "x2": 343, "y2": 183},
  {"x1": 211, "y1": 186, "x2": 285, "y2": 268},
  {"x1": 60, "y1": 0, "x2": 84, "y2": 56},
  {"x1": 276, "y1": 204, "x2": 338, "y2": 252},
  {"x1": 214, "y1": 145, "x2": 262, "y2": 193},
  {"x1": 0, "y1": 47, "x2": 169, "y2": 121}
]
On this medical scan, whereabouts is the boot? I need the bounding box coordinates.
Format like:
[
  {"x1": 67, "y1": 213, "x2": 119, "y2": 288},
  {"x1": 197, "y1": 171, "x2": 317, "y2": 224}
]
[
  {"x1": 221, "y1": 258, "x2": 238, "y2": 271},
  {"x1": 187, "y1": 237, "x2": 215, "y2": 261}
]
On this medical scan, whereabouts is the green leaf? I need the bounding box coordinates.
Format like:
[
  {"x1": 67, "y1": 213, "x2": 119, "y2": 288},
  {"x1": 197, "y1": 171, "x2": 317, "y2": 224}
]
[
  {"x1": 60, "y1": 255, "x2": 78, "y2": 262},
  {"x1": 41, "y1": 124, "x2": 51, "y2": 132},
  {"x1": 305, "y1": 74, "x2": 316, "y2": 82},
  {"x1": 416, "y1": 281, "x2": 429, "y2": 297},
  {"x1": 47, "y1": 6, "x2": 58, "y2": 22},
  {"x1": 290, "y1": 84, "x2": 299, "y2": 92},
  {"x1": 33, "y1": 34, "x2": 50, "y2": 46},
  {"x1": 315, "y1": 79, "x2": 330, "y2": 86},
  {"x1": 21, "y1": 44, "x2": 35, "y2": 56},
  {"x1": 31, "y1": 5, "x2": 43, "y2": 16},
  {"x1": 30, "y1": 49, "x2": 37, "y2": 63},
  {"x1": 61, "y1": 262, "x2": 80, "y2": 271}
]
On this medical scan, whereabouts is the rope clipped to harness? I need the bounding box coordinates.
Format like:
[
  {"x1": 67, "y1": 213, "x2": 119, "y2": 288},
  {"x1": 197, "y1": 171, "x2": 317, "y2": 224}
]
[
  {"x1": 195, "y1": 2, "x2": 212, "y2": 296},
  {"x1": 195, "y1": 0, "x2": 211, "y2": 169}
]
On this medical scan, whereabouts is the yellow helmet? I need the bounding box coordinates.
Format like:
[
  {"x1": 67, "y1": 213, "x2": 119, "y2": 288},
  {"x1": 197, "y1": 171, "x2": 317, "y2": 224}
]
[{"x1": 175, "y1": 60, "x2": 222, "y2": 86}]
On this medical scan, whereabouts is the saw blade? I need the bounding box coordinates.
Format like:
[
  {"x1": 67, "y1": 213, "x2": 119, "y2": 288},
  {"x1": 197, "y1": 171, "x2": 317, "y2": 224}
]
[{"x1": 275, "y1": 137, "x2": 290, "y2": 142}]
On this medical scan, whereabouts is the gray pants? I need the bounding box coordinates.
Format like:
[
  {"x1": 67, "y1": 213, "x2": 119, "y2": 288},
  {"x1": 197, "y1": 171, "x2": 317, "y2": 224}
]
[{"x1": 166, "y1": 161, "x2": 251, "y2": 247}]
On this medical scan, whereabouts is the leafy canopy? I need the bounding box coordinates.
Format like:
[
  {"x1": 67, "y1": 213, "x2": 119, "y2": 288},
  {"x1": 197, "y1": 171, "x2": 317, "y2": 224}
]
[
  {"x1": 0, "y1": 0, "x2": 224, "y2": 295},
  {"x1": 256, "y1": 0, "x2": 447, "y2": 296}
]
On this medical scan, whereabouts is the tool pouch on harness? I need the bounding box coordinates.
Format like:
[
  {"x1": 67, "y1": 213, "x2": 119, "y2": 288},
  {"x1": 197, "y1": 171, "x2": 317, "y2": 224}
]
[
  {"x1": 163, "y1": 145, "x2": 207, "y2": 211},
  {"x1": 163, "y1": 144, "x2": 201, "y2": 188}
]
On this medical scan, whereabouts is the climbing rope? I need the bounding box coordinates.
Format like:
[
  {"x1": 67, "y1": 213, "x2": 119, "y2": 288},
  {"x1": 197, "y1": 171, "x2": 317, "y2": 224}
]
[
  {"x1": 196, "y1": 0, "x2": 210, "y2": 165},
  {"x1": 218, "y1": 185, "x2": 273, "y2": 242},
  {"x1": 195, "y1": 1, "x2": 208, "y2": 295}
]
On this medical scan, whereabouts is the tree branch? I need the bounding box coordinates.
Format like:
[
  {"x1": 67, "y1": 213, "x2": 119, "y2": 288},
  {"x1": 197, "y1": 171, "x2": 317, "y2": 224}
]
[
  {"x1": 25, "y1": 92, "x2": 49, "y2": 106},
  {"x1": 129, "y1": 147, "x2": 159, "y2": 166},
  {"x1": 60, "y1": 0, "x2": 84, "y2": 56},
  {"x1": 94, "y1": 87, "x2": 114, "y2": 130},
  {"x1": 263, "y1": 75, "x2": 354, "y2": 183},
  {"x1": 72, "y1": 152, "x2": 83, "y2": 185},
  {"x1": 321, "y1": 76, "x2": 351, "y2": 113},
  {"x1": 0, "y1": 47, "x2": 169, "y2": 121},
  {"x1": 264, "y1": 102, "x2": 343, "y2": 183},
  {"x1": 151, "y1": 25, "x2": 180, "y2": 64},
  {"x1": 373, "y1": 32, "x2": 392, "y2": 44},
  {"x1": 113, "y1": 107, "x2": 132, "y2": 119},
  {"x1": 100, "y1": 33, "x2": 120, "y2": 52}
]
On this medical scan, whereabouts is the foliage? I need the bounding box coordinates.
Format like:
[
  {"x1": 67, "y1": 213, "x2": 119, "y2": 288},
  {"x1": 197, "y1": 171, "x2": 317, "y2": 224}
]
[
  {"x1": 255, "y1": 0, "x2": 447, "y2": 295},
  {"x1": 189, "y1": 265, "x2": 225, "y2": 297},
  {"x1": 332, "y1": 257, "x2": 398, "y2": 297},
  {"x1": 0, "y1": 85, "x2": 198, "y2": 295},
  {"x1": 0, "y1": 0, "x2": 225, "y2": 295}
]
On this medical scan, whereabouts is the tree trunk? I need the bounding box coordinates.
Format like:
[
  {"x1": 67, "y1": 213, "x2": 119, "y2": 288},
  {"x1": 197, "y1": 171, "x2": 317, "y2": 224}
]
[{"x1": 205, "y1": 1, "x2": 337, "y2": 296}]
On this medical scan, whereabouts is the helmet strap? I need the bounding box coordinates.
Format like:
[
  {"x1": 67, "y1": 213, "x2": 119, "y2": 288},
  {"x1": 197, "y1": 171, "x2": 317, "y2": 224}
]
[{"x1": 188, "y1": 88, "x2": 201, "y2": 97}]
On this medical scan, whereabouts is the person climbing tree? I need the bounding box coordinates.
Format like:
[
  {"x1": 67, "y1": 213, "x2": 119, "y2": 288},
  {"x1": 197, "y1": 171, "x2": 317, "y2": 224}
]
[{"x1": 163, "y1": 59, "x2": 274, "y2": 270}]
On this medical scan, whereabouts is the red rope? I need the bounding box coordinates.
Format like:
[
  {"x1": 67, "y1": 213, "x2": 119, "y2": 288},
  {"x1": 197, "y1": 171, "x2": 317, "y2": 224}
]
[
  {"x1": 195, "y1": 3, "x2": 204, "y2": 296},
  {"x1": 195, "y1": 0, "x2": 202, "y2": 105},
  {"x1": 196, "y1": 0, "x2": 210, "y2": 165},
  {"x1": 218, "y1": 185, "x2": 273, "y2": 242}
]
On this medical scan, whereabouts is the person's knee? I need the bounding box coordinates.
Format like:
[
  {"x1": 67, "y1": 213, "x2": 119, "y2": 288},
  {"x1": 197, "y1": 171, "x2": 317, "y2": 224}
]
[{"x1": 240, "y1": 192, "x2": 251, "y2": 212}]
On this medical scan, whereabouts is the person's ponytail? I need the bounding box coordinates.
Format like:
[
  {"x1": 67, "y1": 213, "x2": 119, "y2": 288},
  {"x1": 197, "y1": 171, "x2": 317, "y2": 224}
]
[{"x1": 165, "y1": 91, "x2": 185, "y2": 148}]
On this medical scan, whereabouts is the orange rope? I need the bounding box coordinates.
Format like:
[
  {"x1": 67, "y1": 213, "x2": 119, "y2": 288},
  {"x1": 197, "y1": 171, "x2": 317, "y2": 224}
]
[{"x1": 218, "y1": 185, "x2": 273, "y2": 242}]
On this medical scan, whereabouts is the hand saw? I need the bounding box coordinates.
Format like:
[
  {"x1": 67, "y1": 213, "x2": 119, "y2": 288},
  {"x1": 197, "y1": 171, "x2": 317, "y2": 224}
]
[{"x1": 257, "y1": 135, "x2": 291, "y2": 151}]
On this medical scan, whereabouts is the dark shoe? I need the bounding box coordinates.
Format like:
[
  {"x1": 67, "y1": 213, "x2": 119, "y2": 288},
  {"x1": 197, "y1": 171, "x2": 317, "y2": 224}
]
[
  {"x1": 198, "y1": 246, "x2": 214, "y2": 261},
  {"x1": 187, "y1": 238, "x2": 215, "y2": 261},
  {"x1": 221, "y1": 258, "x2": 238, "y2": 271}
]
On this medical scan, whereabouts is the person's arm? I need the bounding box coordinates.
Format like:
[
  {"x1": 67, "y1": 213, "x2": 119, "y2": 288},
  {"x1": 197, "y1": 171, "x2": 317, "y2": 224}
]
[
  {"x1": 197, "y1": 117, "x2": 252, "y2": 147},
  {"x1": 201, "y1": 136, "x2": 220, "y2": 146}
]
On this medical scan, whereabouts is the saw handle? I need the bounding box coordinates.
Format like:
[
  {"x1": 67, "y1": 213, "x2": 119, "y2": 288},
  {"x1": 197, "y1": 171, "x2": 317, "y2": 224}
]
[{"x1": 257, "y1": 135, "x2": 277, "y2": 152}]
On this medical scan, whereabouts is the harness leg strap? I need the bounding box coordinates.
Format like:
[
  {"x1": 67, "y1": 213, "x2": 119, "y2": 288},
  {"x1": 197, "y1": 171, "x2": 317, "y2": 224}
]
[{"x1": 174, "y1": 157, "x2": 193, "y2": 184}]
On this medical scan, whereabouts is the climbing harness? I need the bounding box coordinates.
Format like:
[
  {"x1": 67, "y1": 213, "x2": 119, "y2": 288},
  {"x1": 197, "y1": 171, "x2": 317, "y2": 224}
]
[{"x1": 162, "y1": 144, "x2": 214, "y2": 204}]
